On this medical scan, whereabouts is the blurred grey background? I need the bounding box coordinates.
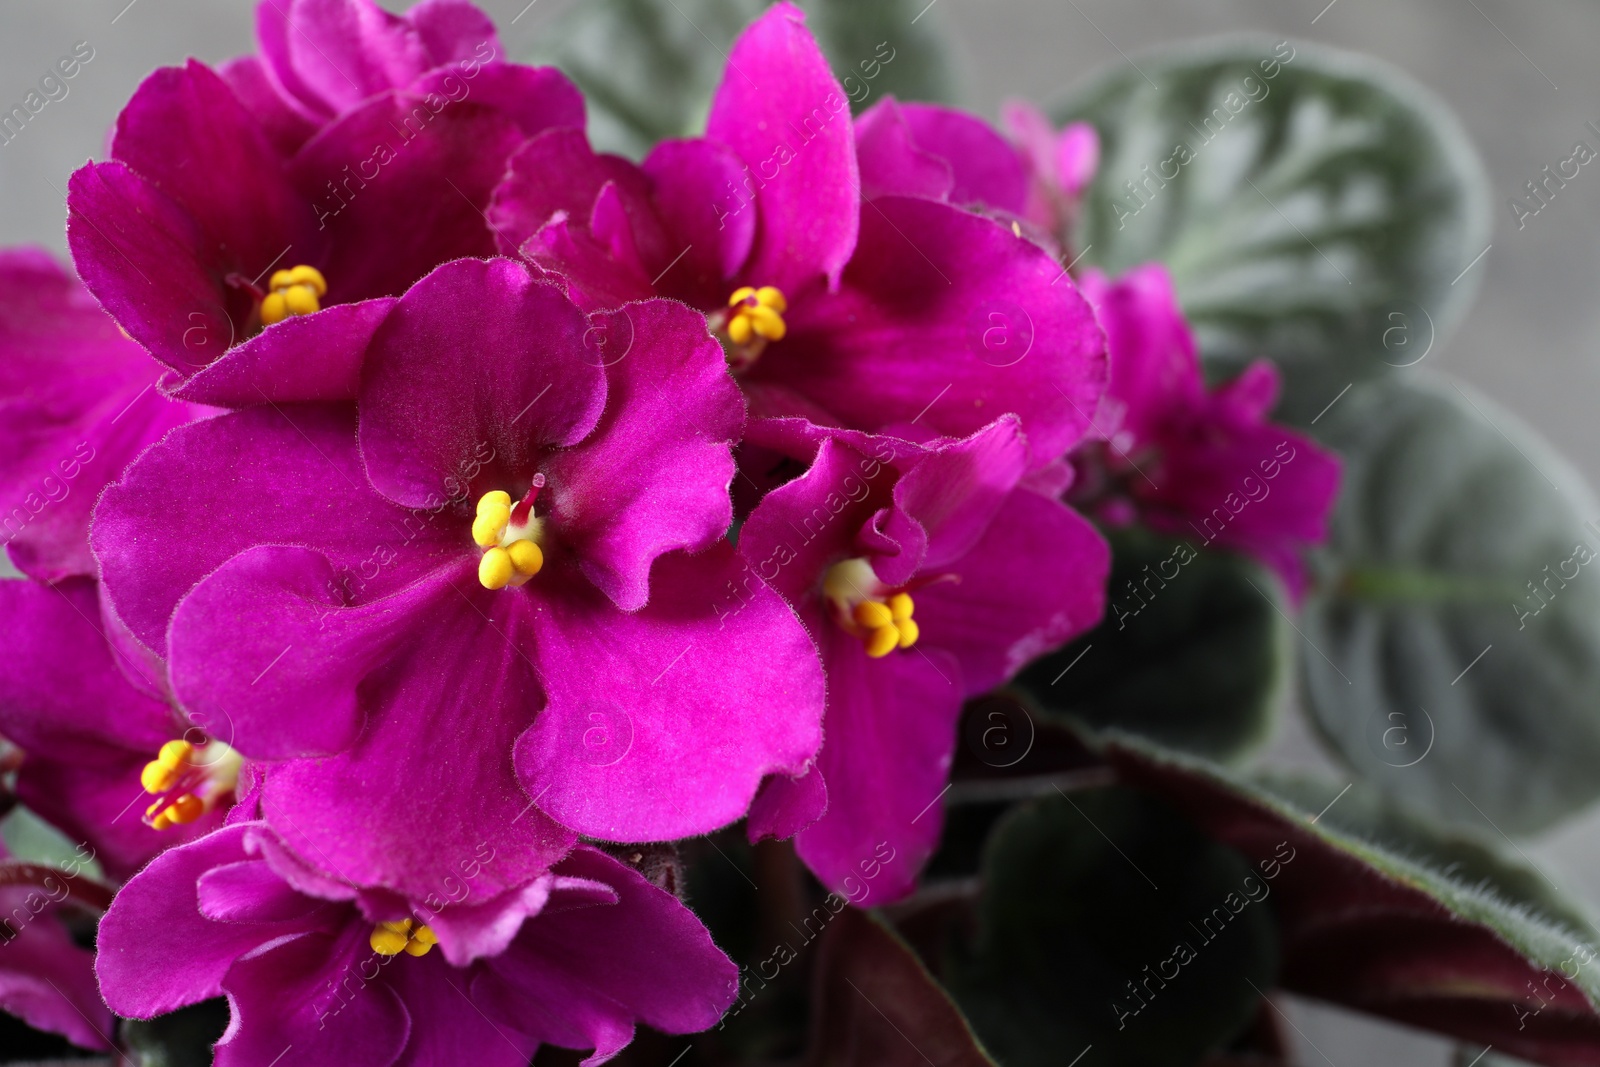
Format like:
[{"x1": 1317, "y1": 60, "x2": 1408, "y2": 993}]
[{"x1": 2, "y1": 0, "x2": 1597, "y2": 1063}]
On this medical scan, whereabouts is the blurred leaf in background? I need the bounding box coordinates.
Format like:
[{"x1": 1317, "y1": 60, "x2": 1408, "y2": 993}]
[
  {"x1": 528, "y1": 0, "x2": 956, "y2": 156},
  {"x1": 1056, "y1": 39, "x2": 1491, "y2": 424}
]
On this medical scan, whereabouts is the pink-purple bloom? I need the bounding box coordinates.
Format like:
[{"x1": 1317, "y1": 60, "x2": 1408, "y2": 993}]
[
  {"x1": 487, "y1": 2, "x2": 1106, "y2": 472},
  {"x1": 738, "y1": 418, "x2": 1108, "y2": 903},
  {"x1": 97, "y1": 822, "x2": 736, "y2": 1066},
  {"x1": 0, "y1": 249, "x2": 204, "y2": 581},
  {"x1": 92, "y1": 258, "x2": 824, "y2": 944},
  {"x1": 1069, "y1": 265, "x2": 1341, "y2": 597},
  {"x1": 66, "y1": 0, "x2": 582, "y2": 407}
]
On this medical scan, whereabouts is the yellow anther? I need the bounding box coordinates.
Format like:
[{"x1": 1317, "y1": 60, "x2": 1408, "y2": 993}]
[
  {"x1": 158, "y1": 739, "x2": 194, "y2": 766},
  {"x1": 166, "y1": 793, "x2": 205, "y2": 825},
  {"x1": 726, "y1": 284, "x2": 788, "y2": 345},
  {"x1": 410, "y1": 924, "x2": 438, "y2": 947},
  {"x1": 865, "y1": 625, "x2": 900, "y2": 659},
  {"x1": 370, "y1": 920, "x2": 412, "y2": 956},
  {"x1": 140, "y1": 760, "x2": 182, "y2": 794},
  {"x1": 479, "y1": 547, "x2": 514, "y2": 590},
  {"x1": 888, "y1": 593, "x2": 915, "y2": 623},
  {"x1": 260, "y1": 264, "x2": 326, "y2": 326},
  {"x1": 896, "y1": 618, "x2": 920, "y2": 649},
  {"x1": 853, "y1": 600, "x2": 894, "y2": 630},
  {"x1": 472, "y1": 491, "x2": 513, "y2": 547},
  {"x1": 478, "y1": 490, "x2": 510, "y2": 511},
  {"x1": 506, "y1": 539, "x2": 543, "y2": 577}
]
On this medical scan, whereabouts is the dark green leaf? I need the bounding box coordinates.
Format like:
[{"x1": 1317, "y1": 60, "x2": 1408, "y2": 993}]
[
  {"x1": 947, "y1": 786, "x2": 1279, "y2": 1067},
  {"x1": 1303, "y1": 374, "x2": 1600, "y2": 834},
  {"x1": 1056, "y1": 38, "x2": 1491, "y2": 423},
  {"x1": 528, "y1": 0, "x2": 956, "y2": 157},
  {"x1": 1013, "y1": 529, "x2": 1287, "y2": 763},
  {"x1": 1103, "y1": 734, "x2": 1600, "y2": 1064}
]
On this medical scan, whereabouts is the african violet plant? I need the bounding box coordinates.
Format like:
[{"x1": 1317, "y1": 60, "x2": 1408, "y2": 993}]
[{"x1": 1, "y1": 1, "x2": 1598, "y2": 1065}]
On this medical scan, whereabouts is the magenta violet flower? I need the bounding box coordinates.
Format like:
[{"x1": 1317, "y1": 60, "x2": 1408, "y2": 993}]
[
  {"x1": 736, "y1": 417, "x2": 1109, "y2": 903},
  {"x1": 91, "y1": 258, "x2": 825, "y2": 943},
  {"x1": 66, "y1": 0, "x2": 582, "y2": 408},
  {"x1": 0, "y1": 837, "x2": 112, "y2": 1052},
  {"x1": 1069, "y1": 264, "x2": 1341, "y2": 598},
  {"x1": 96, "y1": 821, "x2": 737, "y2": 1066},
  {"x1": 487, "y1": 2, "x2": 1105, "y2": 472},
  {"x1": 0, "y1": 578, "x2": 238, "y2": 881},
  {"x1": 0, "y1": 249, "x2": 205, "y2": 582}
]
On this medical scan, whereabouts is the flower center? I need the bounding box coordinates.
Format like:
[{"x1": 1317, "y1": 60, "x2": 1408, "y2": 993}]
[
  {"x1": 711, "y1": 285, "x2": 787, "y2": 371},
  {"x1": 260, "y1": 265, "x2": 327, "y2": 326},
  {"x1": 822, "y1": 558, "x2": 920, "y2": 658},
  {"x1": 473, "y1": 477, "x2": 546, "y2": 590},
  {"x1": 369, "y1": 918, "x2": 438, "y2": 957},
  {"x1": 139, "y1": 738, "x2": 242, "y2": 830}
]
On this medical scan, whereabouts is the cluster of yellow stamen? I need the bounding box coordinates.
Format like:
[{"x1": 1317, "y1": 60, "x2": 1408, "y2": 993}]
[
  {"x1": 260, "y1": 265, "x2": 327, "y2": 326},
  {"x1": 140, "y1": 742, "x2": 235, "y2": 831},
  {"x1": 369, "y1": 918, "x2": 438, "y2": 957},
  {"x1": 823, "y1": 559, "x2": 921, "y2": 659},
  {"x1": 473, "y1": 488, "x2": 544, "y2": 590},
  {"x1": 725, "y1": 286, "x2": 787, "y2": 344}
]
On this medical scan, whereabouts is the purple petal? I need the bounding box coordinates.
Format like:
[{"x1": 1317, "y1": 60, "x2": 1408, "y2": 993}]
[
  {"x1": 169, "y1": 298, "x2": 395, "y2": 407},
  {"x1": 387, "y1": 960, "x2": 535, "y2": 1067},
  {"x1": 96, "y1": 824, "x2": 283, "y2": 1017},
  {"x1": 198, "y1": 859, "x2": 329, "y2": 924},
  {"x1": 913, "y1": 488, "x2": 1109, "y2": 693},
  {"x1": 93, "y1": 404, "x2": 454, "y2": 658},
  {"x1": 0, "y1": 249, "x2": 198, "y2": 579},
  {"x1": 748, "y1": 195, "x2": 1106, "y2": 469},
  {"x1": 641, "y1": 138, "x2": 758, "y2": 303},
  {"x1": 515, "y1": 544, "x2": 824, "y2": 841},
  {"x1": 0, "y1": 884, "x2": 111, "y2": 1050},
  {"x1": 896, "y1": 101, "x2": 1030, "y2": 214},
  {"x1": 358, "y1": 258, "x2": 605, "y2": 508},
  {"x1": 890, "y1": 415, "x2": 1029, "y2": 570},
  {"x1": 543, "y1": 300, "x2": 742, "y2": 610},
  {"x1": 747, "y1": 763, "x2": 827, "y2": 842},
  {"x1": 795, "y1": 621, "x2": 963, "y2": 907},
  {"x1": 705, "y1": 2, "x2": 858, "y2": 295},
  {"x1": 854, "y1": 98, "x2": 954, "y2": 202},
  {"x1": 216, "y1": 924, "x2": 411, "y2": 1067},
  {"x1": 477, "y1": 847, "x2": 737, "y2": 1059},
  {"x1": 255, "y1": 581, "x2": 575, "y2": 906},
  {"x1": 264, "y1": 0, "x2": 434, "y2": 117}
]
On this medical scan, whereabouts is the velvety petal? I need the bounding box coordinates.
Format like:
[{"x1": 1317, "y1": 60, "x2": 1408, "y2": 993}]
[
  {"x1": 488, "y1": 128, "x2": 662, "y2": 299},
  {"x1": 93, "y1": 404, "x2": 458, "y2": 657},
  {"x1": 411, "y1": 878, "x2": 558, "y2": 968},
  {"x1": 746, "y1": 763, "x2": 827, "y2": 842},
  {"x1": 216, "y1": 924, "x2": 410, "y2": 1067},
  {"x1": 913, "y1": 488, "x2": 1109, "y2": 693},
  {"x1": 110, "y1": 62, "x2": 319, "y2": 293},
  {"x1": 542, "y1": 300, "x2": 742, "y2": 610},
  {"x1": 705, "y1": 2, "x2": 858, "y2": 294},
  {"x1": 67, "y1": 161, "x2": 243, "y2": 376},
  {"x1": 198, "y1": 859, "x2": 331, "y2": 925},
  {"x1": 854, "y1": 98, "x2": 954, "y2": 203},
  {"x1": 290, "y1": 92, "x2": 523, "y2": 302},
  {"x1": 412, "y1": 60, "x2": 585, "y2": 142},
  {"x1": 0, "y1": 578, "x2": 194, "y2": 877},
  {"x1": 256, "y1": 582, "x2": 575, "y2": 908},
  {"x1": 0, "y1": 251, "x2": 199, "y2": 578},
  {"x1": 219, "y1": 54, "x2": 319, "y2": 156},
  {"x1": 750, "y1": 195, "x2": 1106, "y2": 469},
  {"x1": 896, "y1": 102, "x2": 1030, "y2": 214},
  {"x1": 0, "y1": 892, "x2": 111, "y2": 1051},
  {"x1": 387, "y1": 959, "x2": 537, "y2": 1067},
  {"x1": 1079, "y1": 264, "x2": 1204, "y2": 440},
  {"x1": 736, "y1": 430, "x2": 903, "y2": 603},
  {"x1": 795, "y1": 619, "x2": 963, "y2": 906},
  {"x1": 168, "y1": 298, "x2": 395, "y2": 407},
  {"x1": 516, "y1": 543, "x2": 824, "y2": 841},
  {"x1": 268, "y1": 0, "x2": 433, "y2": 117},
  {"x1": 411, "y1": 0, "x2": 501, "y2": 67},
  {"x1": 96, "y1": 824, "x2": 287, "y2": 1017},
  {"x1": 477, "y1": 847, "x2": 737, "y2": 1059},
  {"x1": 890, "y1": 415, "x2": 1028, "y2": 570},
  {"x1": 641, "y1": 138, "x2": 758, "y2": 303},
  {"x1": 169, "y1": 545, "x2": 454, "y2": 760},
  {"x1": 358, "y1": 258, "x2": 605, "y2": 508}
]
